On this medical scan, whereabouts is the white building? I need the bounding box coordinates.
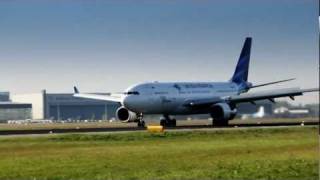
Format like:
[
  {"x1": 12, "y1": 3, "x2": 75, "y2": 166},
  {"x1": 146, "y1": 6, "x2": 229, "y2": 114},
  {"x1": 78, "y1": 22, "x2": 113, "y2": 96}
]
[{"x1": 273, "y1": 106, "x2": 311, "y2": 118}]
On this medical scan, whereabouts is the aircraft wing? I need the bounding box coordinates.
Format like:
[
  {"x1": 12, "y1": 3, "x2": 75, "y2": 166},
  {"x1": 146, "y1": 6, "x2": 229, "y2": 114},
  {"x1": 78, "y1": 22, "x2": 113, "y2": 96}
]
[
  {"x1": 184, "y1": 87, "x2": 319, "y2": 107},
  {"x1": 227, "y1": 88, "x2": 318, "y2": 103},
  {"x1": 73, "y1": 86, "x2": 122, "y2": 103},
  {"x1": 74, "y1": 93, "x2": 122, "y2": 102},
  {"x1": 183, "y1": 97, "x2": 222, "y2": 107}
]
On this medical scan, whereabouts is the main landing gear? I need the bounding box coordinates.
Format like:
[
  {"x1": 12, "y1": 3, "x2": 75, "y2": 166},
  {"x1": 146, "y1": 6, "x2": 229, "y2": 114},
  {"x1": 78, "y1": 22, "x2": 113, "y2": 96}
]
[
  {"x1": 211, "y1": 116, "x2": 229, "y2": 127},
  {"x1": 160, "y1": 115, "x2": 176, "y2": 127}
]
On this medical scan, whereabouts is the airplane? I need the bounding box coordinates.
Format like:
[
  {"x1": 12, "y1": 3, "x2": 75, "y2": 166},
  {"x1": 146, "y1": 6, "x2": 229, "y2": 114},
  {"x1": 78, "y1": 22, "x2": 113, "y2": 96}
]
[
  {"x1": 241, "y1": 106, "x2": 265, "y2": 120},
  {"x1": 73, "y1": 37, "x2": 319, "y2": 127}
]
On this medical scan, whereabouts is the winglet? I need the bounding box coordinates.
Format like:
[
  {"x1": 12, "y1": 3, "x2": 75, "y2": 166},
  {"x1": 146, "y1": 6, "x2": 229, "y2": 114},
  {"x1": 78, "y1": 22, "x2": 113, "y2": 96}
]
[{"x1": 73, "y1": 86, "x2": 79, "y2": 94}]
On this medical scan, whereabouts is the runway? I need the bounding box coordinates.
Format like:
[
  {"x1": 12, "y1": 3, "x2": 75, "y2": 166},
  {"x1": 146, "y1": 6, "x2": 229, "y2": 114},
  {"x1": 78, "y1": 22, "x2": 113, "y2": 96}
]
[{"x1": 0, "y1": 120, "x2": 317, "y2": 135}]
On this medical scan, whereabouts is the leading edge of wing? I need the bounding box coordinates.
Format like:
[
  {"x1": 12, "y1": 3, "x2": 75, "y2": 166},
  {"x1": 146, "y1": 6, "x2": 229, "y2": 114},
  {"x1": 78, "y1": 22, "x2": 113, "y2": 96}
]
[
  {"x1": 73, "y1": 86, "x2": 122, "y2": 102},
  {"x1": 228, "y1": 87, "x2": 319, "y2": 103},
  {"x1": 73, "y1": 93, "x2": 122, "y2": 102}
]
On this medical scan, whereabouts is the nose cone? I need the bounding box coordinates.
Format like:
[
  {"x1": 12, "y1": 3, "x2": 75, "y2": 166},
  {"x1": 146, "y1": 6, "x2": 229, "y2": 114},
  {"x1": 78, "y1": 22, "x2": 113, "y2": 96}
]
[
  {"x1": 123, "y1": 95, "x2": 146, "y2": 113},
  {"x1": 123, "y1": 95, "x2": 136, "y2": 111},
  {"x1": 123, "y1": 95, "x2": 131, "y2": 106}
]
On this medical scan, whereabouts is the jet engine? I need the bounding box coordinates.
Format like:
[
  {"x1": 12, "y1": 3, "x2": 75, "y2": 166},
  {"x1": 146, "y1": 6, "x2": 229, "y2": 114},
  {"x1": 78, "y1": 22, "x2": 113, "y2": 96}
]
[
  {"x1": 116, "y1": 107, "x2": 138, "y2": 123},
  {"x1": 210, "y1": 103, "x2": 237, "y2": 120}
]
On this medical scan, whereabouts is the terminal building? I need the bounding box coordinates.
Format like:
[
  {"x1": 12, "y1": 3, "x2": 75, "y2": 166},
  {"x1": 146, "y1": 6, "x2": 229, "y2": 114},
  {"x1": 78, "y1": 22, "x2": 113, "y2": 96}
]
[{"x1": 11, "y1": 90, "x2": 119, "y2": 121}]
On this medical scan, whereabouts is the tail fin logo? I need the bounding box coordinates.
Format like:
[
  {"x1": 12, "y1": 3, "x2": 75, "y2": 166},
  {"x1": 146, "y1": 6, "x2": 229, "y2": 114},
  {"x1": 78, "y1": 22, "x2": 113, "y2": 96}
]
[{"x1": 231, "y1": 37, "x2": 252, "y2": 84}]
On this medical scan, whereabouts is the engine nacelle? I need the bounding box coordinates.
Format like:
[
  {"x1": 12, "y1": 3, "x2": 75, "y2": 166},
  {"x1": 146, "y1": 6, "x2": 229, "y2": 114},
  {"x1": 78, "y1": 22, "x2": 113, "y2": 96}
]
[
  {"x1": 210, "y1": 103, "x2": 237, "y2": 120},
  {"x1": 116, "y1": 107, "x2": 138, "y2": 123}
]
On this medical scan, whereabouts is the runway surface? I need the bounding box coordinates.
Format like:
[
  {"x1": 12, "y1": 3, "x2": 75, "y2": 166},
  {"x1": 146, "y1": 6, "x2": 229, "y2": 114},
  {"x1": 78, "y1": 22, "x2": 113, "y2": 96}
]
[{"x1": 0, "y1": 120, "x2": 317, "y2": 135}]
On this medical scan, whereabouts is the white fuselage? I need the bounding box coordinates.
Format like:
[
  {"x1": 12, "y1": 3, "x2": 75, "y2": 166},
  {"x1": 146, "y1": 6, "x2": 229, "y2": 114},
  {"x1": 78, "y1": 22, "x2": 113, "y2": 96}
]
[{"x1": 122, "y1": 82, "x2": 240, "y2": 115}]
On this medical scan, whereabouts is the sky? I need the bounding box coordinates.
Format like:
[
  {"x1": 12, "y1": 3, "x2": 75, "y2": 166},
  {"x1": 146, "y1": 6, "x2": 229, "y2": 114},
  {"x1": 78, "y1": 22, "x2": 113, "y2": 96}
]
[{"x1": 0, "y1": 0, "x2": 318, "y2": 104}]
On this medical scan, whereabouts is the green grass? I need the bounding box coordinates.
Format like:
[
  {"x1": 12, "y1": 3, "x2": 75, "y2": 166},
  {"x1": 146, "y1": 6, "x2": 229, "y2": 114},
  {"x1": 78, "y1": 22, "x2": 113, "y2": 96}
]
[{"x1": 0, "y1": 127, "x2": 318, "y2": 180}]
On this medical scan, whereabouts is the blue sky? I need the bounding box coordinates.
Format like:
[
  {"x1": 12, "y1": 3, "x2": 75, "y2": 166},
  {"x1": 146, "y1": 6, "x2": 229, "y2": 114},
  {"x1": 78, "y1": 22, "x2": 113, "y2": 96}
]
[{"x1": 0, "y1": 0, "x2": 318, "y2": 104}]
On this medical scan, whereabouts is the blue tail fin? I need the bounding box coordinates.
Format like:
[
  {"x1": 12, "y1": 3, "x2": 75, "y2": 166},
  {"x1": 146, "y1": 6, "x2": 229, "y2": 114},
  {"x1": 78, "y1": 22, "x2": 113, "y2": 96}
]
[{"x1": 231, "y1": 37, "x2": 252, "y2": 84}]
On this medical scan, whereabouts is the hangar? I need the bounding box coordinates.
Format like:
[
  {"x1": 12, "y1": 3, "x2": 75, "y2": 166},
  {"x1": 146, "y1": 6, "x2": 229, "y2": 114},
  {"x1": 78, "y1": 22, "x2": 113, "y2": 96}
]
[{"x1": 11, "y1": 90, "x2": 120, "y2": 121}]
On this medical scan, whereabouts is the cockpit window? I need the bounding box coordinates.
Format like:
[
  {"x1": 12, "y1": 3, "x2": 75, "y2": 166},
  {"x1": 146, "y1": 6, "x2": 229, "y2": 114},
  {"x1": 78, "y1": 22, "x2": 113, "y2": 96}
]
[{"x1": 125, "y1": 91, "x2": 140, "y2": 95}]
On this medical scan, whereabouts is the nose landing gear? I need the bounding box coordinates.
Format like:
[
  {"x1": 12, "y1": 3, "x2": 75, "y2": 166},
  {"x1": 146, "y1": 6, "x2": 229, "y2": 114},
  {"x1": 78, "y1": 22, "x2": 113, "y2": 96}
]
[
  {"x1": 137, "y1": 120, "x2": 145, "y2": 127},
  {"x1": 136, "y1": 113, "x2": 145, "y2": 128},
  {"x1": 160, "y1": 115, "x2": 176, "y2": 127}
]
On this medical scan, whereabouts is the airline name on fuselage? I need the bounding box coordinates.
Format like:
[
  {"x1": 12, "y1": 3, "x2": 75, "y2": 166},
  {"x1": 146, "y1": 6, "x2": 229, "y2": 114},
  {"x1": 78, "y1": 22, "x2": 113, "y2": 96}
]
[{"x1": 152, "y1": 83, "x2": 237, "y2": 95}]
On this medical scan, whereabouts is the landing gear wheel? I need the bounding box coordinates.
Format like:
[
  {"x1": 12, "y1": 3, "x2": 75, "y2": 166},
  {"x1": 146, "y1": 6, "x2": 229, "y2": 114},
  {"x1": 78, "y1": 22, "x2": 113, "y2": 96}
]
[
  {"x1": 137, "y1": 120, "x2": 145, "y2": 128},
  {"x1": 160, "y1": 117, "x2": 176, "y2": 127},
  {"x1": 160, "y1": 119, "x2": 166, "y2": 127},
  {"x1": 136, "y1": 113, "x2": 145, "y2": 128},
  {"x1": 171, "y1": 119, "x2": 177, "y2": 127},
  {"x1": 212, "y1": 118, "x2": 228, "y2": 127}
]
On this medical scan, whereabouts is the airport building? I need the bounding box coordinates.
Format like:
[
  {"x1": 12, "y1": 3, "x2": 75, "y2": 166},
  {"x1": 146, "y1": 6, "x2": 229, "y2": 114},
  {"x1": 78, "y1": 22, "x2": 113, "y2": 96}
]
[
  {"x1": 0, "y1": 102, "x2": 32, "y2": 122},
  {"x1": 0, "y1": 92, "x2": 32, "y2": 122},
  {"x1": 0, "y1": 92, "x2": 10, "y2": 101},
  {"x1": 11, "y1": 90, "x2": 119, "y2": 121},
  {"x1": 273, "y1": 107, "x2": 311, "y2": 118}
]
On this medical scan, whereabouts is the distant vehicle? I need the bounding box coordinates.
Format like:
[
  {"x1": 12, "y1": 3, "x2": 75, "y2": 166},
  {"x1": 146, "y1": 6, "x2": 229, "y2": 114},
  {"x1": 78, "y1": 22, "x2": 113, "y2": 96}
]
[
  {"x1": 241, "y1": 106, "x2": 265, "y2": 120},
  {"x1": 73, "y1": 37, "x2": 319, "y2": 127},
  {"x1": 7, "y1": 119, "x2": 53, "y2": 124}
]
